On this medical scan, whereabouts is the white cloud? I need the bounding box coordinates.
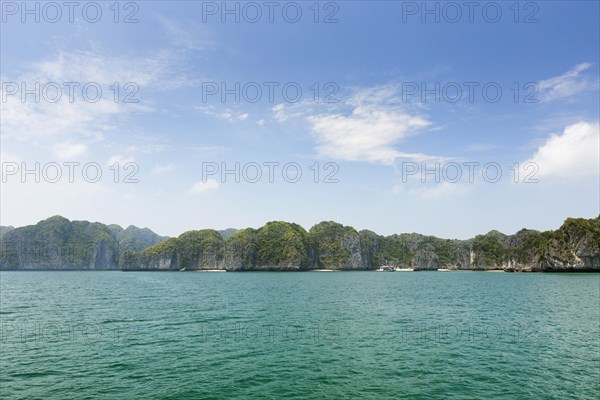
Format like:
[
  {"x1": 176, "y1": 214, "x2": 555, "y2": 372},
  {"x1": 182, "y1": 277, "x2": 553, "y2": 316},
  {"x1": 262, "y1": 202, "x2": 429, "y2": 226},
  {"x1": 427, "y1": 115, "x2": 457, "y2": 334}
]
[
  {"x1": 272, "y1": 103, "x2": 288, "y2": 122},
  {"x1": 525, "y1": 121, "x2": 599, "y2": 179},
  {"x1": 257, "y1": 119, "x2": 265, "y2": 126},
  {"x1": 0, "y1": 45, "x2": 197, "y2": 161},
  {"x1": 270, "y1": 102, "x2": 308, "y2": 124},
  {"x1": 306, "y1": 87, "x2": 432, "y2": 164},
  {"x1": 0, "y1": 90, "x2": 126, "y2": 142},
  {"x1": 190, "y1": 179, "x2": 219, "y2": 193},
  {"x1": 107, "y1": 155, "x2": 136, "y2": 166},
  {"x1": 125, "y1": 143, "x2": 167, "y2": 155},
  {"x1": 196, "y1": 106, "x2": 250, "y2": 122},
  {"x1": 0, "y1": 150, "x2": 21, "y2": 163},
  {"x1": 152, "y1": 163, "x2": 174, "y2": 174},
  {"x1": 52, "y1": 141, "x2": 87, "y2": 158},
  {"x1": 538, "y1": 63, "x2": 597, "y2": 102}
]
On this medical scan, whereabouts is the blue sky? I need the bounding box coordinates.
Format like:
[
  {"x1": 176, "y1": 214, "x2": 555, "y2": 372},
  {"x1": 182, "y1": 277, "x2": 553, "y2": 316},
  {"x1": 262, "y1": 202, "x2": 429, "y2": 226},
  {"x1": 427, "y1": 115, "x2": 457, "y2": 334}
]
[{"x1": 1, "y1": 1, "x2": 599, "y2": 238}]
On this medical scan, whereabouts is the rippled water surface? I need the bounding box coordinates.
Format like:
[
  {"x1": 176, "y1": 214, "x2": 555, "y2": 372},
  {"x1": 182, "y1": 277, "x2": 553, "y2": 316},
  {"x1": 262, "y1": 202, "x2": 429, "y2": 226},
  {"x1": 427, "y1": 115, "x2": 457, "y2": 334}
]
[{"x1": 1, "y1": 271, "x2": 599, "y2": 399}]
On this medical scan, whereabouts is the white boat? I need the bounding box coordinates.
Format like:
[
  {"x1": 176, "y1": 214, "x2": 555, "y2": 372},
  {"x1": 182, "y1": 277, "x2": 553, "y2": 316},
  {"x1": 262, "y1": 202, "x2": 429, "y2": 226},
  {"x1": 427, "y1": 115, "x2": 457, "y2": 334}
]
[
  {"x1": 196, "y1": 269, "x2": 226, "y2": 272},
  {"x1": 437, "y1": 268, "x2": 450, "y2": 272},
  {"x1": 395, "y1": 267, "x2": 414, "y2": 272},
  {"x1": 377, "y1": 265, "x2": 396, "y2": 272}
]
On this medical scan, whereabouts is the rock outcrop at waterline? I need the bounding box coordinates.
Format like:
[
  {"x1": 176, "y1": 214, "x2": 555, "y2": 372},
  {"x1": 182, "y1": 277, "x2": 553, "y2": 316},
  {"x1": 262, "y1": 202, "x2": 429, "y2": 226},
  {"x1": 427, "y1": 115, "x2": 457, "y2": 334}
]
[{"x1": 1, "y1": 216, "x2": 599, "y2": 272}]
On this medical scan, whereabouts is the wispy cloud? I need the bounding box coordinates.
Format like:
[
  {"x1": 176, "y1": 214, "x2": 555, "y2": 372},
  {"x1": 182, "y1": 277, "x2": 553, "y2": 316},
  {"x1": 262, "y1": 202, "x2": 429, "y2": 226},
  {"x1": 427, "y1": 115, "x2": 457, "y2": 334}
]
[
  {"x1": 155, "y1": 15, "x2": 215, "y2": 52},
  {"x1": 152, "y1": 163, "x2": 175, "y2": 174},
  {"x1": 538, "y1": 63, "x2": 597, "y2": 102},
  {"x1": 195, "y1": 105, "x2": 251, "y2": 122},
  {"x1": 305, "y1": 86, "x2": 434, "y2": 164},
  {"x1": 272, "y1": 103, "x2": 289, "y2": 122},
  {"x1": 190, "y1": 179, "x2": 219, "y2": 193},
  {"x1": 52, "y1": 141, "x2": 88, "y2": 158},
  {"x1": 107, "y1": 155, "x2": 136, "y2": 166},
  {"x1": 1, "y1": 30, "x2": 204, "y2": 160}
]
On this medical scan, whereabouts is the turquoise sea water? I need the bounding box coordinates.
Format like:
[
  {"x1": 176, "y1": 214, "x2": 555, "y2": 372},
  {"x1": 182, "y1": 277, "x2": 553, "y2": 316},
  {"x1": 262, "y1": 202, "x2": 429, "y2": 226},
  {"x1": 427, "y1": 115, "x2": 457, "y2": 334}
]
[{"x1": 1, "y1": 271, "x2": 599, "y2": 399}]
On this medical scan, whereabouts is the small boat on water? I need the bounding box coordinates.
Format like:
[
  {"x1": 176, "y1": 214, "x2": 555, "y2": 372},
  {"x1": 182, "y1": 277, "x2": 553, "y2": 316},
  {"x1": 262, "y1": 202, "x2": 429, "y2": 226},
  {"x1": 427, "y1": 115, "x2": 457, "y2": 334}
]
[
  {"x1": 377, "y1": 258, "x2": 415, "y2": 272},
  {"x1": 377, "y1": 265, "x2": 414, "y2": 272},
  {"x1": 437, "y1": 268, "x2": 450, "y2": 272}
]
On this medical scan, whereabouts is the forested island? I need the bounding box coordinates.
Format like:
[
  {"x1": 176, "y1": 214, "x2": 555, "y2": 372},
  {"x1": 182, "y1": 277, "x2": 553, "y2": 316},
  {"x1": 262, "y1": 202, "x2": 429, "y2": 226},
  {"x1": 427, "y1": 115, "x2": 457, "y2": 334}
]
[{"x1": 0, "y1": 215, "x2": 598, "y2": 272}]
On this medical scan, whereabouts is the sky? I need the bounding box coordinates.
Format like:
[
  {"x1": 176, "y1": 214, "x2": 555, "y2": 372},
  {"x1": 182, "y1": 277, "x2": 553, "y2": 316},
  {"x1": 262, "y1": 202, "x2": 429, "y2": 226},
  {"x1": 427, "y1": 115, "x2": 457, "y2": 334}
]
[{"x1": 1, "y1": 1, "x2": 599, "y2": 239}]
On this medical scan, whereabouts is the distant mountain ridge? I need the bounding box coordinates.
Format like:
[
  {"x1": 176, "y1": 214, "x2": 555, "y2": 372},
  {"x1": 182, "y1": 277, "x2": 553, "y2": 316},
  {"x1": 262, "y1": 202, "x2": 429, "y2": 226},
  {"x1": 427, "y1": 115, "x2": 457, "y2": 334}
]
[
  {"x1": 0, "y1": 216, "x2": 167, "y2": 270},
  {"x1": 1, "y1": 215, "x2": 598, "y2": 272}
]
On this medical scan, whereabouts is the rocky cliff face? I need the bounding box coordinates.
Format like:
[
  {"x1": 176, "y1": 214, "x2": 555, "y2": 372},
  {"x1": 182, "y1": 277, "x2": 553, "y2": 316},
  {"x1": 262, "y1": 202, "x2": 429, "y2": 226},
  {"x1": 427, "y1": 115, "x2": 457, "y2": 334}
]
[
  {"x1": 310, "y1": 222, "x2": 368, "y2": 269},
  {"x1": 122, "y1": 238, "x2": 180, "y2": 271},
  {"x1": 223, "y1": 229, "x2": 258, "y2": 271},
  {"x1": 0, "y1": 216, "x2": 121, "y2": 270},
  {"x1": 0, "y1": 216, "x2": 167, "y2": 270},
  {"x1": 473, "y1": 218, "x2": 600, "y2": 272},
  {"x1": 222, "y1": 222, "x2": 313, "y2": 271},
  {"x1": 2, "y1": 216, "x2": 599, "y2": 272},
  {"x1": 123, "y1": 230, "x2": 225, "y2": 271},
  {"x1": 127, "y1": 216, "x2": 600, "y2": 272},
  {"x1": 0, "y1": 226, "x2": 15, "y2": 239},
  {"x1": 533, "y1": 218, "x2": 600, "y2": 271}
]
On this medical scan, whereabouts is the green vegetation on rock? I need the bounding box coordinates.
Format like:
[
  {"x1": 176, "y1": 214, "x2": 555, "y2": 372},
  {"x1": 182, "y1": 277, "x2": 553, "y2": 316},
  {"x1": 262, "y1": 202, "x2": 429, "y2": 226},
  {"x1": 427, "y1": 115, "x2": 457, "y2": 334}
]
[
  {"x1": 377, "y1": 235, "x2": 414, "y2": 267},
  {"x1": 224, "y1": 228, "x2": 258, "y2": 270},
  {"x1": 177, "y1": 230, "x2": 224, "y2": 269},
  {"x1": 0, "y1": 216, "x2": 166, "y2": 270},
  {"x1": 2, "y1": 215, "x2": 599, "y2": 272},
  {"x1": 255, "y1": 222, "x2": 311, "y2": 269},
  {"x1": 309, "y1": 221, "x2": 361, "y2": 268},
  {"x1": 111, "y1": 225, "x2": 168, "y2": 252},
  {"x1": 218, "y1": 228, "x2": 239, "y2": 240},
  {"x1": 472, "y1": 232, "x2": 505, "y2": 267},
  {"x1": 0, "y1": 226, "x2": 15, "y2": 239}
]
